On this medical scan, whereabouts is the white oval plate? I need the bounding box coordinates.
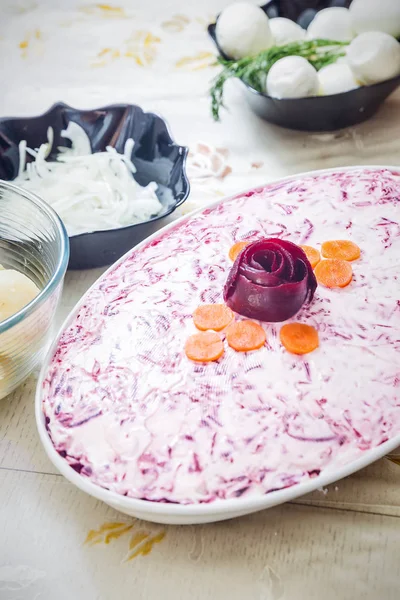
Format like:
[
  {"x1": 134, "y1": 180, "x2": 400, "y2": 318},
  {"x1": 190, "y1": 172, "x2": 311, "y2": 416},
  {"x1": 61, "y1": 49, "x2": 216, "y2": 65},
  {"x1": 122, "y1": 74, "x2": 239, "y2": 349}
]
[{"x1": 36, "y1": 166, "x2": 400, "y2": 525}]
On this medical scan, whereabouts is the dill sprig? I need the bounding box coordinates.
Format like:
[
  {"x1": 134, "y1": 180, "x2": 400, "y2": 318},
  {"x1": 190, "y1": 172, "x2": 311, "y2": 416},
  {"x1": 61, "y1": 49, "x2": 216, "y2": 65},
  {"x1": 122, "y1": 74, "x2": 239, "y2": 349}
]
[{"x1": 210, "y1": 39, "x2": 349, "y2": 120}]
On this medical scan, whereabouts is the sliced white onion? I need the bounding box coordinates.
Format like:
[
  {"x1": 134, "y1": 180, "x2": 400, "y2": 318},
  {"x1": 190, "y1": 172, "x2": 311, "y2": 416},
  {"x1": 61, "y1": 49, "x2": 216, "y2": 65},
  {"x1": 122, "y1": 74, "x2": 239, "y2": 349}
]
[{"x1": 14, "y1": 122, "x2": 161, "y2": 236}]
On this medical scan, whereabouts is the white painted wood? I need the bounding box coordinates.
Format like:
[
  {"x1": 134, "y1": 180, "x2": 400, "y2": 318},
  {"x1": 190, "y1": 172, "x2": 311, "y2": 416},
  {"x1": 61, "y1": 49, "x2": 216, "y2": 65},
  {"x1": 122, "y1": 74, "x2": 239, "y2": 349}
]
[{"x1": 1, "y1": 470, "x2": 400, "y2": 600}]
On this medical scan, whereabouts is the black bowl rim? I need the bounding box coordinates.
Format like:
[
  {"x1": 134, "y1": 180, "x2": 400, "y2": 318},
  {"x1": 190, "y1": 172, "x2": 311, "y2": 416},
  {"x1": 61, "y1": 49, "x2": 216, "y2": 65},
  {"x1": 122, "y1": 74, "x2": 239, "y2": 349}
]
[
  {"x1": 0, "y1": 101, "x2": 190, "y2": 241},
  {"x1": 207, "y1": 11, "x2": 400, "y2": 103},
  {"x1": 240, "y1": 71, "x2": 400, "y2": 102}
]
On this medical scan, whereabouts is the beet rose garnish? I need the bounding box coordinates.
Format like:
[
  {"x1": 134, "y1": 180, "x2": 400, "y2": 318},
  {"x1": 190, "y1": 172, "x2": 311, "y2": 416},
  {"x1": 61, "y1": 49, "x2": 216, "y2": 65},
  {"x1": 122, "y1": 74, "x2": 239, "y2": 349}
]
[{"x1": 223, "y1": 238, "x2": 317, "y2": 323}]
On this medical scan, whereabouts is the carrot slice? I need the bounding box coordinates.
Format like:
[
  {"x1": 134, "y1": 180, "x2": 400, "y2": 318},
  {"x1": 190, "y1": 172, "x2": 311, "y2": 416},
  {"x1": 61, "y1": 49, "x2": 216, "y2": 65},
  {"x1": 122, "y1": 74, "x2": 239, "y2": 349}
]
[
  {"x1": 321, "y1": 240, "x2": 360, "y2": 261},
  {"x1": 314, "y1": 258, "x2": 353, "y2": 288},
  {"x1": 229, "y1": 241, "x2": 250, "y2": 262},
  {"x1": 226, "y1": 320, "x2": 266, "y2": 352},
  {"x1": 193, "y1": 303, "x2": 234, "y2": 331},
  {"x1": 185, "y1": 331, "x2": 224, "y2": 362},
  {"x1": 300, "y1": 245, "x2": 321, "y2": 269},
  {"x1": 280, "y1": 322, "x2": 319, "y2": 355}
]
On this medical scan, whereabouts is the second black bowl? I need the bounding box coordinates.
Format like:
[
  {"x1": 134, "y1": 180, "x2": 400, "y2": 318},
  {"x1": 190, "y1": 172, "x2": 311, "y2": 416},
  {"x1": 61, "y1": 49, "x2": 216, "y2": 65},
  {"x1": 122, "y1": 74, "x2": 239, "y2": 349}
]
[
  {"x1": 208, "y1": 0, "x2": 400, "y2": 131},
  {"x1": 0, "y1": 102, "x2": 190, "y2": 269}
]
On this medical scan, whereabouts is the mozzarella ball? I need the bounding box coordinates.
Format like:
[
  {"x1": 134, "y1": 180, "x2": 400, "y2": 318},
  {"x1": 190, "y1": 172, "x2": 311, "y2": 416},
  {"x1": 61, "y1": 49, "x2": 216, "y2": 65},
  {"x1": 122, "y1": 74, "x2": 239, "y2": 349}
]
[
  {"x1": 0, "y1": 267, "x2": 40, "y2": 322},
  {"x1": 318, "y1": 63, "x2": 359, "y2": 95},
  {"x1": 307, "y1": 7, "x2": 354, "y2": 42},
  {"x1": 350, "y1": 0, "x2": 400, "y2": 39},
  {"x1": 216, "y1": 2, "x2": 273, "y2": 60},
  {"x1": 266, "y1": 56, "x2": 319, "y2": 99},
  {"x1": 347, "y1": 32, "x2": 400, "y2": 84},
  {"x1": 269, "y1": 17, "x2": 306, "y2": 46}
]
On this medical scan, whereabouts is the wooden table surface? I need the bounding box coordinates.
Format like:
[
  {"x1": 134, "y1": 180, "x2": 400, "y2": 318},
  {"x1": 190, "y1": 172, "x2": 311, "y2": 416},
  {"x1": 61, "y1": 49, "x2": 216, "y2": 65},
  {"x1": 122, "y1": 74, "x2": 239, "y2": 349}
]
[{"x1": 1, "y1": 1, "x2": 400, "y2": 598}]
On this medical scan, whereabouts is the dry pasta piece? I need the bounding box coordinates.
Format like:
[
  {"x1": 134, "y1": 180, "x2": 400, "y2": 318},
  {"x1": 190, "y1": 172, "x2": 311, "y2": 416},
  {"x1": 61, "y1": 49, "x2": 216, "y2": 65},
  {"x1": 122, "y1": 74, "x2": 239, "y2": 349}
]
[
  {"x1": 280, "y1": 323, "x2": 319, "y2": 355},
  {"x1": 300, "y1": 245, "x2": 321, "y2": 269},
  {"x1": 185, "y1": 331, "x2": 224, "y2": 362},
  {"x1": 193, "y1": 303, "x2": 234, "y2": 331},
  {"x1": 321, "y1": 240, "x2": 360, "y2": 261},
  {"x1": 226, "y1": 320, "x2": 266, "y2": 352},
  {"x1": 228, "y1": 241, "x2": 250, "y2": 262},
  {"x1": 314, "y1": 258, "x2": 353, "y2": 288}
]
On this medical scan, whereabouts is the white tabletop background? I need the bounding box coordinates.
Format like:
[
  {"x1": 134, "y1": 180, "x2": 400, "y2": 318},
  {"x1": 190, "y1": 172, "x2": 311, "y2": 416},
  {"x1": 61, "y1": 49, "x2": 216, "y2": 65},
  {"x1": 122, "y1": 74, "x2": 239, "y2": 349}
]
[{"x1": 1, "y1": 1, "x2": 400, "y2": 599}]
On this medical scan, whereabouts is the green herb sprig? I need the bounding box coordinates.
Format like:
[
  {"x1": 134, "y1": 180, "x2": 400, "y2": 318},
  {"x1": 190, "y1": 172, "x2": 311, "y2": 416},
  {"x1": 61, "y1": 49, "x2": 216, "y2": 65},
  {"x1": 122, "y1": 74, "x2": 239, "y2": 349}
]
[{"x1": 210, "y1": 39, "x2": 349, "y2": 121}]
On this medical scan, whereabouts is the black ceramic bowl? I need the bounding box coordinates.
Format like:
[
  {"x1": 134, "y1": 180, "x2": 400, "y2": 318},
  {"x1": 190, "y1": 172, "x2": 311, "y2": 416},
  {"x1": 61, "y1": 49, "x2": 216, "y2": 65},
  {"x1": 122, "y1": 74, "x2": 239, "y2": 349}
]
[
  {"x1": 208, "y1": 0, "x2": 400, "y2": 131},
  {"x1": 0, "y1": 102, "x2": 190, "y2": 269}
]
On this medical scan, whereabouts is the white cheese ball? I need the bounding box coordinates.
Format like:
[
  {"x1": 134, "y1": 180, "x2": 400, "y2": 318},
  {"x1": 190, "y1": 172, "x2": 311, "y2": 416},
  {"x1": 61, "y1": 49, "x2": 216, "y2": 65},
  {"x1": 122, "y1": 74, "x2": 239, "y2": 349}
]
[
  {"x1": 307, "y1": 7, "x2": 354, "y2": 42},
  {"x1": 269, "y1": 17, "x2": 306, "y2": 46},
  {"x1": 0, "y1": 268, "x2": 40, "y2": 322},
  {"x1": 350, "y1": 0, "x2": 400, "y2": 39},
  {"x1": 347, "y1": 32, "x2": 400, "y2": 85},
  {"x1": 266, "y1": 56, "x2": 319, "y2": 99},
  {"x1": 318, "y1": 63, "x2": 359, "y2": 95},
  {"x1": 216, "y1": 2, "x2": 273, "y2": 60}
]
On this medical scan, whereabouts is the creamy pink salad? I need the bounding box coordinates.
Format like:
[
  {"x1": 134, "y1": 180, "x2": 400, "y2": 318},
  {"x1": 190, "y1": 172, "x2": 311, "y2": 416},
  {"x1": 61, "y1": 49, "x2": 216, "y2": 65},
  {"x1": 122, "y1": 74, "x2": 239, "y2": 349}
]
[{"x1": 42, "y1": 168, "x2": 400, "y2": 504}]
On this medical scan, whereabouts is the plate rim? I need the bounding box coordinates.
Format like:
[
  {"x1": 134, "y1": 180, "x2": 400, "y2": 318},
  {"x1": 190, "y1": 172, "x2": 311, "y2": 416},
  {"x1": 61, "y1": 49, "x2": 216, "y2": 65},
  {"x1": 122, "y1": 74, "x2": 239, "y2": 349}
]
[{"x1": 35, "y1": 164, "x2": 400, "y2": 520}]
